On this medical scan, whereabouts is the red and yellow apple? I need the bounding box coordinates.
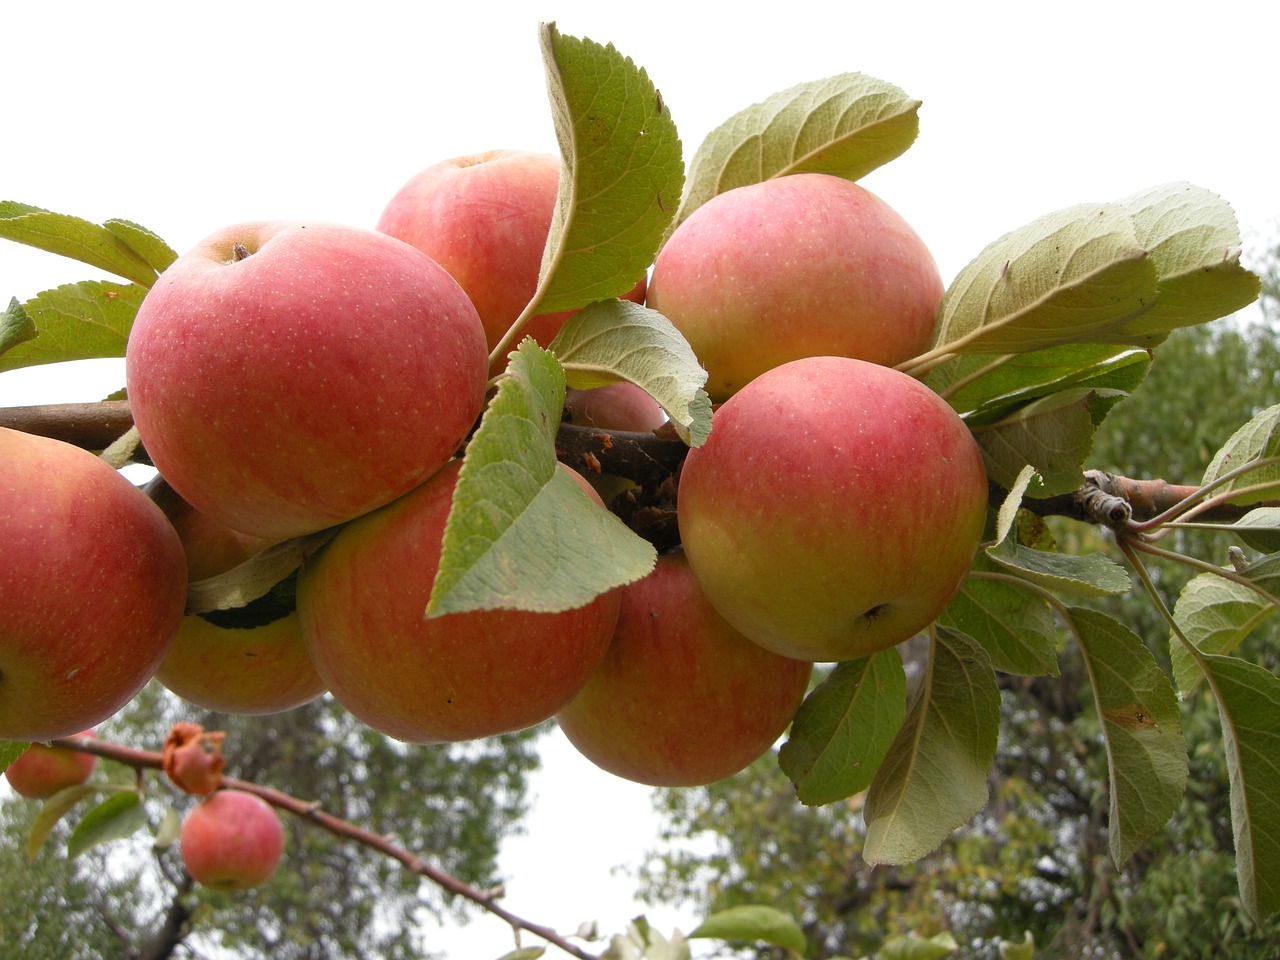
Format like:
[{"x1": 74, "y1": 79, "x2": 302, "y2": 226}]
[
  {"x1": 180, "y1": 789, "x2": 284, "y2": 891},
  {"x1": 557, "y1": 552, "x2": 811, "y2": 786},
  {"x1": 144, "y1": 478, "x2": 326, "y2": 716},
  {"x1": 677, "y1": 356, "x2": 988, "y2": 662},
  {"x1": 126, "y1": 221, "x2": 489, "y2": 540},
  {"x1": 0, "y1": 428, "x2": 186, "y2": 741},
  {"x1": 376, "y1": 150, "x2": 646, "y2": 373},
  {"x1": 296, "y1": 461, "x2": 622, "y2": 743},
  {"x1": 647, "y1": 174, "x2": 943, "y2": 400},
  {"x1": 4, "y1": 731, "x2": 97, "y2": 799}
]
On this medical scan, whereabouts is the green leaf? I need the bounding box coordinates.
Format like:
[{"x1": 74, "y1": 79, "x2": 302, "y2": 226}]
[
  {"x1": 0, "y1": 297, "x2": 37, "y2": 357},
  {"x1": 1227, "y1": 507, "x2": 1280, "y2": 553},
  {"x1": 862, "y1": 627, "x2": 1000, "y2": 864},
  {"x1": 985, "y1": 539, "x2": 1131, "y2": 598},
  {"x1": 994, "y1": 466, "x2": 1042, "y2": 546},
  {"x1": 1116, "y1": 182, "x2": 1260, "y2": 339},
  {"x1": 939, "y1": 555, "x2": 1059, "y2": 677},
  {"x1": 26, "y1": 782, "x2": 129, "y2": 860},
  {"x1": 1169, "y1": 570, "x2": 1276, "y2": 694},
  {"x1": 103, "y1": 218, "x2": 178, "y2": 275},
  {"x1": 1201, "y1": 403, "x2": 1280, "y2": 505},
  {"x1": 0, "y1": 280, "x2": 144, "y2": 374},
  {"x1": 670, "y1": 72, "x2": 919, "y2": 237},
  {"x1": 495, "y1": 950, "x2": 547, "y2": 960},
  {"x1": 531, "y1": 23, "x2": 683, "y2": 318},
  {"x1": 0, "y1": 739, "x2": 29, "y2": 772},
  {"x1": 970, "y1": 387, "x2": 1117, "y2": 495},
  {"x1": 67, "y1": 790, "x2": 148, "y2": 859},
  {"x1": 427, "y1": 340, "x2": 655, "y2": 616},
  {"x1": 603, "y1": 919, "x2": 691, "y2": 960},
  {"x1": 153, "y1": 805, "x2": 182, "y2": 851},
  {"x1": 0, "y1": 201, "x2": 160, "y2": 287},
  {"x1": 778, "y1": 651, "x2": 907, "y2": 805},
  {"x1": 689, "y1": 905, "x2": 806, "y2": 953},
  {"x1": 924, "y1": 202, "x2": 1159, "y2": 361},
  {"x1": 878, "y1": 932, "x2": 959, "y2": 960},
  {"x1": 998, "y1": 932, "x2": 1036, "y2": 960},
  {"x1": 550, "y1": 299, "x2": 711, "y2": 445},
  {"x1": 1198, "y1": 654, "x2": 1280, "y2": 921},
  {"x1": 1070, "y1": 607, "x2": 1186, "y2": 864},
  {"x1": 185, "y1": 528, "x2": 338, "y2": 616}
]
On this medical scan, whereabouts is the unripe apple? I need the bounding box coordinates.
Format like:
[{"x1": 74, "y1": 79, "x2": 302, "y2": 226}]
[
  {"x1": 4, "y1": 732, "x2": 97, "y2": 799},
  {"x1": 647, "y1": 174, "x2": 944, "y2": 400},
  {"x1": 126, "y1": 221, "x2": 489, "y2": 540},
  {"x1": 376, "y1": 150, "x2": 646, "y2": 373},
  {"x1": 557, "y1": 552, "x2": 812, "y2": 786},
  {"x1": 0, "y1": 428, "x2": 186, "y2": 741},
  {"x1": 180, "y1": 789, "x2": 284, "y2": 891},
  {"x1": 297, "y1": 461, "x2": 622, "y2": 743},
  {"x1": 144, "y1": 479, "x2": 326, "y2": 716},
  {"x1": 677, "y1": 356, "x2": 988, "y2": 662}
]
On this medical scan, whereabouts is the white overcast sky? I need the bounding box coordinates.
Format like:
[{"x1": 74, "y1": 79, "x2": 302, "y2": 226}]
[{"x1": 4, "y1": 2, "x2": 1280, "y2": 957}]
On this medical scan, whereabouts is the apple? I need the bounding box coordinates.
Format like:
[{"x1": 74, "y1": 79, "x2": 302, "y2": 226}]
[
  {"x1": 126, "y1": 221, "x2": 489, "y2": 540},
  {"x1": 297, "y1": 460, "x2": 621, "y2": 743},
  {"x1": 557, "y1": 552, "x2": 812, "y2": 786},
  {"x1": 4, "y1": 731, "x2": 97, "y2": 799},
  {"x1": 144, "y1": 478, "x2": 327, "y2": 716},
  {"x1": 376, "y1": 150, "x2": 646, "y2": 373},
  {"x1": 676, "y1": 356, "x2": 988, "y2": 662},
  {"x1": 564, "y1": 382, "x2": 668, "y2": 433},
  {"x1": 0, "y1": 428, "x2": 186, "y2": 741},
  {"x1": 646, "y1": 173, "x2": 944, "y2": 401},
  {"x1": 180, "y1": 789, "x2": 284, "y2": 891}
]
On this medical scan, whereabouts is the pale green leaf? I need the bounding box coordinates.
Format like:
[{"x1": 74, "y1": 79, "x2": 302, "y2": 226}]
[
  {"x1": 153, "y1": 805, "x2": 182, "y2": 851},
  {"x1": 1, "y1": 297, "x2": 37, "y2": 357},
  {"x1": 985, "y1": 539, "x2": 1131, "y2": 598},
  {"x1": 1199, "y1": 654, "x2": 1280, "y2": 921},
  {"x1": 671, "y1": 72, "x2": 919, "y2": 236},
  {"x1": 1169, "y1": 570, "x2": 1276, "y2": 694},
  {"x1": 67, "y1": 790, "x2": 147, "y2": 859},
  {"x1": 923, "y1": 203, "x2": 1158, "y2": 362},
  {"x1": 995, "y1": 466, "x2": 1041, "y2": 546},
  {"x1": 0, "y1": 280, "x2": 144, "y2": 374},
  {"x1": 1070, "y1": 607, "x2": 1186, "y2": 864},
  {"x1": 603, "y1": 919, "x2": 691, "y2": 960},
  {"x1": 495, "y1": 950, "x2": 546, "y2": 960},
  {"x1": 185, "y1": 529, "x2": 338, "y2": 616},
  {"x1": 689, "y1": 905, "x2": 806, "y2": 953},
  {"x1": 0, "y1": 201, "x2": 159, "y2": 287},
  {"x1": 998, "y1": 932, "x2": 1036, "y2": 960},
  {"x1": 778, "y1": 651, "x2": 907, "y2": 805},
  {"x1": 1201, "y1": 404, "x2": 1280, "y2": 505},
  {"x1": 1228, "y1": 507, "x2": 1280, "y2": 553},
  {"x1": 427, "y1": 340, "x2": 655, "y2": 616},
  {"x1": 103, "y1": 218, "x2": 178, "y2": 274},
  {"x1": 551, "y1": 299, "x2": 711, "y2": 445},
  {"x1": 940, "y1": 555, "x2": 1059, "y2": 677},
  {"x1": 878, "y1": 932, "x2": 959, "y2": 960},
  {"x1": 1116, "y1": 182, "x2": 1260, "y2": 338},
  {"x1": 532, "y1": 24, "x2": 683, "y2": 317},
  {"x1": 863, "y1": 627, "x2": 1000, "y2": 864}
]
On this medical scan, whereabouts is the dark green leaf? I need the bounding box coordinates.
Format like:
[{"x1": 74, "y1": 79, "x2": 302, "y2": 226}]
[
  {"x1": 940, "y1": 555, "x2": 1059, "y2": 677},
  {"x1": 67, "y1": 791, "x2": 148, "y2": 859},
  {"x1": 985, "y1": 539, "x2": 1131, "y2": 598},
  {"x1": 778, "y1": 651, "x2": 907, "y2": 804}
]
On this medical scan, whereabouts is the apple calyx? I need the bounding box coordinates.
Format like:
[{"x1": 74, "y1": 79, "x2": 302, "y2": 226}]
[{"x1": 163, "y1": 722, "x2": 226, "y2": 796}]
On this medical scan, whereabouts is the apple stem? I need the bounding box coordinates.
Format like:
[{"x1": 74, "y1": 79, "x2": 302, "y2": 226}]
[{"x1": 231, "y1": 243, "x2": 252, "y2": 262}]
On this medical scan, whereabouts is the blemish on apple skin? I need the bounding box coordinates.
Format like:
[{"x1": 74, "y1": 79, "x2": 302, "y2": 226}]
[{"x1": 65, "y1": 667, "x2": 80, "y2": 680}]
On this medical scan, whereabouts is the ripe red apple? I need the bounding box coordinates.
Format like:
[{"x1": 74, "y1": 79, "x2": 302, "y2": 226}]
[
  {"x1": 0, "y1": 428, "x2": 186, "y2": 741},
  {"x1": 297, "y1": 461, "x2": 621, "y2": 743},
  {"x1": 144, "y1": 479, "x2": 326, "y2": 716},
  {"x1": 180, "y1": 789, "x2": 284, "y2": 891},
  {"x1": 126, "y1": 221, "x2": 489, "y2": 540},
  {"x1": 647, "y1": 174, "x2": 944, "y2": 400},
  {"x1": 557, "y1": 552, "x2": 812, "y2": 786},
  {"x1": 4, "y1": 731, "x2": 97, "y2": 799},
  {"x1": 564, "y1": 382, "x2": 668, "y2": 433},
  {"x1": 376, "y1": 150, "x2": 646, "y2": 373},
  {"x1": 677, "y1": 356, "x2": 988, "y2": 662}
]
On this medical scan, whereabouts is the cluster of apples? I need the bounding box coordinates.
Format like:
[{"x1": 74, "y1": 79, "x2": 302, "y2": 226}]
[{"x1": 3, "y1": 147, "x2": 989, "y2": 817}]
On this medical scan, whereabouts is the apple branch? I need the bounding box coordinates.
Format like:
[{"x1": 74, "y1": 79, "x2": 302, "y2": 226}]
[{"x1": 48, "y1": 734, "x2": 602, "y2": 960}]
